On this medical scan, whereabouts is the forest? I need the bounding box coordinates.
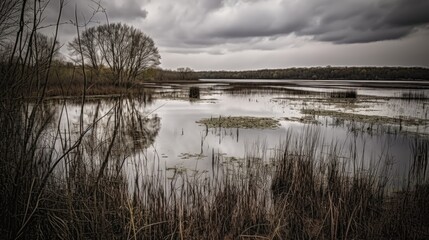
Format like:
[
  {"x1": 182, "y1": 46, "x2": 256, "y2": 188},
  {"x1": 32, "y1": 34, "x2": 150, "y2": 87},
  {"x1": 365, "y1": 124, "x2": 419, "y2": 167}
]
[
  {"x1": 154, "y1": 66, "x2": 429, "y2": 81},
  {"x1": 198, "y1": 66, "x2": 429, "y2": 80}
]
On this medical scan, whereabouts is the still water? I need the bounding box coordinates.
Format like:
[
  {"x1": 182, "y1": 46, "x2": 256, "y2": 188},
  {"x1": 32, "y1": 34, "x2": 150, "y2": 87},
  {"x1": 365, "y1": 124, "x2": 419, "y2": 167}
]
[{"x1": 49, "y1": 80, "x2": 429, "y2": 185}]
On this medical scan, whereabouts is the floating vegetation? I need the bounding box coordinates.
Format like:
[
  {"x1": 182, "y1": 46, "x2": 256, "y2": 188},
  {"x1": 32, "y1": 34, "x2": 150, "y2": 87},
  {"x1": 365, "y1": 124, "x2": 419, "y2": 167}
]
[
  {"x1": 178, "y1": 152, "x2": 206, "y2": 160},
  {"x1": 222, "y1": 156, "x2": 245, "y2": 164},
  {"x1": 302, "y1": 109, "x2": 429, "y2": 126},
  {"x1": 283, "y1": 116, "x2": 320, "y2": 125},
  {"x1": 166, "y1": 165, "x2": 188, "y2": 174},
  {"x1": 196, "y1": 116, "x2": 280, "y2": 129},
  {"x1": 329, "y1": 89, "x2": 358, "y2": 99},
  {"x1": 272, "y1": 96, "x2": 375, "y2": 111}
]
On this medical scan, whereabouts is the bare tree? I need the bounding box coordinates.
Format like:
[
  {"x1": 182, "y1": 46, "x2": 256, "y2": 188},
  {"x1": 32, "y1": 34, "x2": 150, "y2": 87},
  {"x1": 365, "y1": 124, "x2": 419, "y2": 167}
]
[
  {"x1": 69, "y1": 22, "x2": 161, "y2": 84},
  {"x1": 0, "y1": 0, "x2": 22, "y2": 64},
  {"x1": 31, "y1": 32, "x2": 60, "y2": 67},
  {"x1": 177, "y1": 67, "x2": 194, "y2": 80},
  {"x1": 0, "y1": 0, "x2": 22, "y2": 47},
  {"x1": 68, "y1": 26, "x2": 100, "y2": 71}
]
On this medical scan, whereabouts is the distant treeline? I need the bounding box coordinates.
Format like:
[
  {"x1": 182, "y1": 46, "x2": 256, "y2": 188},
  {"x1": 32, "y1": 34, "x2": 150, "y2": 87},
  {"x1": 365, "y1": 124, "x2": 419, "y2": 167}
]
[{"x1": 193, "y1": 67, "x2": 429, "y2": 80}]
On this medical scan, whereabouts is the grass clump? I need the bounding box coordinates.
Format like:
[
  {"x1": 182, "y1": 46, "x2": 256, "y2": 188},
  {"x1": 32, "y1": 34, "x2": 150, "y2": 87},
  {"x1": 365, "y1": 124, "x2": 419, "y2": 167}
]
[
  {"x1": 189, "y1": 86, "x2": 200, "y2": 99},
  {"x1": 197, "y1": 116, "x2": 280, "y2": 129},
  {"x1": 401, "y1": 91, "x2": 427, "y2": 101},
  {"x1": 330, "y1": 90, "x2": 358, "y2": 99}
]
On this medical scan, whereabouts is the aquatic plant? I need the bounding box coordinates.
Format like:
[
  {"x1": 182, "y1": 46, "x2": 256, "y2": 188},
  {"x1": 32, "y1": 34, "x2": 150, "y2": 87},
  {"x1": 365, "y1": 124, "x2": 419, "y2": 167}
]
[
  {"x1": 329, "y1": 90, "x2": 358, "y2": 99},
  {"x1": 189, "y1": 86, "x2": 200, "y2": 99},
  {"x1": 197, "y1": 116, "x2": 280, "y2": 129},
  {"x1": 401, "y1": 91, "x2": 427, "y2": 101}
]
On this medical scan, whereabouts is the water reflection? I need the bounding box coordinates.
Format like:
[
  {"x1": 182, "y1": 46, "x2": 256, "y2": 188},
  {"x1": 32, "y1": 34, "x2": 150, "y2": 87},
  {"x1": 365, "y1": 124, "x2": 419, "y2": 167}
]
[{"x1": 48, "y1": 97, "x2": 161, "y2": 182}]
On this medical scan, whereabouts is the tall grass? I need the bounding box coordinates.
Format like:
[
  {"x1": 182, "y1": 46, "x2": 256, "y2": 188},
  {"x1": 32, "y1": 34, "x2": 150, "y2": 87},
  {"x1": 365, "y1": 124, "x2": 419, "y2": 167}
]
[
  {"x1": 329, "y1": 89, "x2": 358, "y2": 99},
  {"x1": 189, "y1": 86, "x2": 200, "y2": 99},
  {"x1": 34, "y1": 64, "x2": 150, "y2": 97},
  {"x1": 400, "y1": 91, "x2": 428, "y2": 101}
]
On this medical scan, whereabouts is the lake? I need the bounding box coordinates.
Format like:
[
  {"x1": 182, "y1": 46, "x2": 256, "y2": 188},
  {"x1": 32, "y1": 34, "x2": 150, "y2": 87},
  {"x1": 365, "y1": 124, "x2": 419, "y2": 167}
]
[{"x1": 48, "y1": 79, "x2": 429, "y2": 188}]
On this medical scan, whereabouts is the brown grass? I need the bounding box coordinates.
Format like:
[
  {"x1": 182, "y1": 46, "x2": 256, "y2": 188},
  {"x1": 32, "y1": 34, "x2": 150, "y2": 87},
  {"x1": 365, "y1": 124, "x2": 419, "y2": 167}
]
[{"x1": 39, "y1": 64, "x2": 149, "y2": 97}]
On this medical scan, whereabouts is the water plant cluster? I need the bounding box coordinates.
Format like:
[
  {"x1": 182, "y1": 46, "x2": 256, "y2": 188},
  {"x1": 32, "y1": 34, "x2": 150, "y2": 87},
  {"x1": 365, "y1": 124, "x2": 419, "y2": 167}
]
[{"x1": 197, "y1": 116, "x2": 281, "y2": 129}]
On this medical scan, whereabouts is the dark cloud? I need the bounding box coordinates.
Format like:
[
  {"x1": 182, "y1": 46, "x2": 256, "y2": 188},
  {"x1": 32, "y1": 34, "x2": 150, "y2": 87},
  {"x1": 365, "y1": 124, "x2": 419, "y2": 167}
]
[
  {"x1": 141, "y1": 0, "x2": 429, "y2": 47},
  {"x1": 103, "y1": 0, "x2": 148, "y2": 20},
  {"x1": 313, "y1": 27, "x2": 412, "y2": 44},
  {"x1": 46, "y1": 0, "x2": 429, "y2": 49},
  {"x1": 40, "y1": 0, "x2": 429, "y2": 69},
  {"x1": 295, "y1": 0, "x2": 429, "y2": 44},
  {"x1": 384, "y1": 0, "x2": 429, "y2": 27}
]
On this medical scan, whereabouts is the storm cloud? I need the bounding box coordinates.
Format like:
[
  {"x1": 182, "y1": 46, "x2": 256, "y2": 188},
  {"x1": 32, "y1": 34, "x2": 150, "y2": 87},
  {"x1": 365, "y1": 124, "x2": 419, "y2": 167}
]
[
  {"x1": 141, "y1": 0, "x2": 429, "y2": 46},
  {"x1": 48, "y1": 0, "x2": 429, "y2": 46},
  {"x1": 44, "y1": 0, "x2": 429, "y2": 69}
]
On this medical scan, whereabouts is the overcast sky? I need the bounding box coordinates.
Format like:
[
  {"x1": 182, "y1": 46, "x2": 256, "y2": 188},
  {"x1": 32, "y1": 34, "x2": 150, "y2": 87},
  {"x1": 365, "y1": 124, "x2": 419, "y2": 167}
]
[{"x1": 46, "y1": 0, "x2": 429, "y2": 70}]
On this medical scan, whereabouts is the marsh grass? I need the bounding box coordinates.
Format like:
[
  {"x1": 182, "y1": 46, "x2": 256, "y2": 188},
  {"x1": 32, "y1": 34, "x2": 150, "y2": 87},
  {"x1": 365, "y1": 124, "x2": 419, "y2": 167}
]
[
  {"x1": 329, "y1": 90, "x2": 358, "y2": 99},
  {"x1": 39, "y1": 65, "x2": 149, "y2": 97},
  {"x1": 400, "y1": 91, "x2": 428, "y2": 101},
  {"x1": 197, "y1": 116, "x2": 280, "y2": 129},
  {"x1": 223, "y1": 85, "x2": 320, "y2": 96},
  {"x1": 302, "y1": 108, "x2": 429, "y2": 127},
  {"x1": 189, "y1": 86, "x2": 200, "y2": 99}
]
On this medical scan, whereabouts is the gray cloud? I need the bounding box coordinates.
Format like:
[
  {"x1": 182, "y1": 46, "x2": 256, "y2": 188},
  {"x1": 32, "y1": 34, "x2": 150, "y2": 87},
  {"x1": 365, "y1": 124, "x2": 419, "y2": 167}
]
[
  {"x1": 58, "y1": 0, "x2": 147, "y2": 22},
  {"x1": 384, "y1": 0, "x2": 429, "y2": 27},
  {"x1": 41, "y1": 0, "x2": 429, "y2": 69},
  {"x1": 138, "y1": 0, "x2": 429, "y2": 48},
  {"x1": 47, "y1": 0, "x2": 429, "y2": 49},
  {"x1": 297, "y1": 0, "x2": 429, "y2": 43},
  {"x1": 103, "y1": 0, "x2": 148, "y2": 21}
]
